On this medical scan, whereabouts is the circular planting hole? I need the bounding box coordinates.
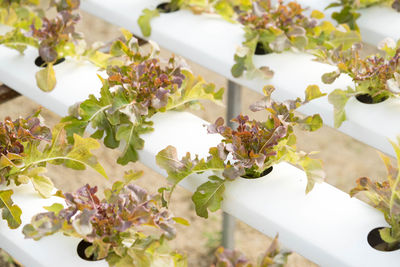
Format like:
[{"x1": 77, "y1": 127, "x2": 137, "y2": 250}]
[
  {"x1": 241, "y1": 166, "x2": 273, "y2": 179},
  {"x1": 355, "y1": 94, "x2": 388, "y2": 104},
  {"x1": 77, "y1": 240, "x2": 104, "y2": 261},
  {"x1": 367, "y1": 227, "x2": 400, "y2": 252},
  {"x1": 34, "y1": 56, "x2": 65, "y2": 68},
  {"x1": 254, "y1": 42, "x2": 271, "y2": 55},
  {"x1": 156, "y1": 2, "x2": 179, "y2": 13}
]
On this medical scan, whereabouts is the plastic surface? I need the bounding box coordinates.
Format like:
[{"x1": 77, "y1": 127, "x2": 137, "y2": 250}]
[
  {"x1": 2, "y1": 110, "x2": 399, "y2": 267},
  {"x1": 0, "y1": 45, "x2": 102, "y2": 116},
  {"x1": 80, "y1": 0, "x2": 400, "y2": 157},
  {"x1": 1, "y1": 33, "x2": 400, "y2": 266},
  {"x1": 140, "y1": 112, "x2": 400, "y2": 267}
]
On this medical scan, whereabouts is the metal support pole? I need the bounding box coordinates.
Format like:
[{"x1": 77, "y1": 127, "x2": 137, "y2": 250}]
[
  {"x1": 222, "y1": 212, "x2": 236, "y2": 249},
  {"x1": 221, "y1": 80, "x2": 242, "y2": 250},
  {"x1": 226, "y1": 81, "x2": 242, "y2": 127}
]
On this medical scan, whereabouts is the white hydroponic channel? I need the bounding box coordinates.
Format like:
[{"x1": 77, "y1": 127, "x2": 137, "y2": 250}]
[
  {"x1": 81, "y1": 0, "x2": 400, "y2": 158},
  {"x1": 0, "y1": 38, "x2": 399, "y2": 266}
]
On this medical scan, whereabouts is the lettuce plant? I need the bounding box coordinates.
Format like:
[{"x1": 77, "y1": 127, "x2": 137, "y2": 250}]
[
  {"x1": 0, "y1": 0, "x2": 112, "y2": 92},
  {"x1": 23, "y1": 173, "x2": 188, "y2": 266},
  {"x1": 138, "y1": 0, "x2": 252, "y2": 37},
  {"x1": 0, "y1": 0, "x2": 43, "y2": 30},
  {"x1": 212, "y1": 235, "x2": 290, "y2": 267},
  {"x1": 327, "y1": 0, "x2": 400, "y2": 31},
  {"x1": 232, "y1": 0, "x2": 360, "y2": 78},
  {"x1": 0, "y1": 111, "x2": 106, "y2": 229},
  {"x1": 62, "y1": 31, "x2": 223, "y2": 166},
  {"x1": 350, "y1": 137, "x2": 400, "y2": 250},
  {"x1": 321, "y1": 39, "x2": 400, "y2": 127},
  {"x1": 0, "y1": 1, "x2": 43, "y2": 54},
  {"x1": 156, "y1": 85, "x2": 326, "y2": 218},
  {"x1": 138, "y1": 0, "x2": 359, "y2": 79},
  {"x1": 30, "y1": 4, "x2": 81, "y2": 64}
]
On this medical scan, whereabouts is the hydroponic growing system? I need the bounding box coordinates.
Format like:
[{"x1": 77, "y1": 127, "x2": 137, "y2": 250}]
[{"x1": 0, "y1": 0, "x2": 400, "y2": 267}]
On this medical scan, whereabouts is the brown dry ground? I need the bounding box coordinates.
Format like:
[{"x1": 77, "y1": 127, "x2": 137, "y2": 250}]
[{"x1": 0, "y1": 11, "x2": 391, "y2": 267}]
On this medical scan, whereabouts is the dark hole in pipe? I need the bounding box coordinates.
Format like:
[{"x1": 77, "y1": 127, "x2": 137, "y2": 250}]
[
  {"x1": 241, "y1": 166, "x2": 273, "y2": 179},
  {"x1": 34, "y1": 57, "x2": 65, "y2": 68},
  {"x1": 355, "y1": 94, "x2": 388, "y2": 104},
  {"x1": 157, "y1": 2, "x2": 180, "y2": 13},
  {"x1": 254, "y1": 42, "x2": 272, "y2": 55},
  {"x1": 367, "y1": 227, "x2": 400, "y2": 252},
  {"x1": 77, "y1": 240, "x2": 105, "y2": 261}
]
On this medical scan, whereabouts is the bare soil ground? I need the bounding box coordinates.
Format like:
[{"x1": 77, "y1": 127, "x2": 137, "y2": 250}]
[{"x1": 0, "y1": 10, "x2": 391, "y2": 267}]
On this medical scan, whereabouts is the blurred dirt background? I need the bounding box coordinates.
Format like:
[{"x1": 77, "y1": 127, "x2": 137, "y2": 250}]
[{"x1": 0, "y1": 10, "x2": 391, "y2": 267}]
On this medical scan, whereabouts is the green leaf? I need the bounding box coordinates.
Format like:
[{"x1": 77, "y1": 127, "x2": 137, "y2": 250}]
[
  {"x1": 84, "y1": 91, "x2": 119, "y2": 149},
  {"x1": 0, "y1": 28, "x2": 38, "y2": 53},
  {"x1": 0, "y1": 190, "x2": 22, "y2": 229},
  {"x1": 137, "y1": 9, "x2": 160, "y2": 37},
  {"x1": 156, "y1": 146, "x2": 196, "y2": 186},
  {"x1": 120, "y1": 28, "x2": 133, "y2": 41},
  {"x1": 60, "y1": 116, "x2": 87, "y2": 144},
  {"x1": 62, "y1": 77, "x2": 122, "y2": 149},
  {"x1": 298, "y1": 114, "x2": 323, "y2": 132},
  {"x1": 35, "y1": 65, "x2": 56, "y2": 92},
  {"x1": 115, "y1": 125, "x2": 144, "y2": 165},
  {"x1": 192, "y1": 176, "x2": 225, "y2": 218},
  {"x1": 124, "y1": 170, "x2": 143, "y2": 184},
  {"x1": 24, "y1": 123, "x2": 107, "y2": 179},
  {"x1": 311, "y1": 10, "x2": 325, "y2": 19},
  {"x1": 43, "y1": 203, "x2": 64, "y2": 216},
  {"x1": 231, "y1": 55, "x2": 246, "y2": 78},
  {"x1": 166, "y1": 70, "x2": 224, "y2": 110},
  {"x1": 322, "y1": 70, "x2": 341, "y2": 84},
  {"x1": 291, "y1": 35, "x2": 308, "y2": 50},
  {"x1": 24, "y1": 167, "x2": 54, "y2": 198},
  {"x1": 214, "y1": 0, "x2": 236, "y2": 22},
  {"x1": 64, "y1": 133, "x2": 107, "y2": 177},
  {"x1": 172, "y1": 217, "x2": 190, "y2": 226},
  {"x1": 331, "y1": 6, "x2": 360, "y2": 31},
  {"x1": 329, "y1": 30, "x2": 361, "y2": 50},
  {"x1": 328, "y1": 89, "x2": 351, "y2": 128},
  {"x1": 22, "y1": 212, "x2": 62, "y2": 240},
  {"x1": 84, "y1": 244, "x2": 96, "y2": 259},
  {"x1": 298, "y1": 156, "x2": 325, "y2": 193},
  {"x1": 231, "y1": 33, "x2": 260, "y2": 78},
  {"x1": 86, "y1": 50, "x2": 113, "y2": 69},
  {"x1": 156, "y1": 146, "x2": 225, "y2": 189},
  {"x1": 305, "y1": 85, "x2": 326, "y2": 102}
]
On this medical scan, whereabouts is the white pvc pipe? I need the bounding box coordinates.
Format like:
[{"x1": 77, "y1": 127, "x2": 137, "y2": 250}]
[
  {"x1": 80, "y1": 0, "x2": 400, "y2": 157},
  {"x1": 0, "y1": 44, "x2": 398, "y2": 266}
]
